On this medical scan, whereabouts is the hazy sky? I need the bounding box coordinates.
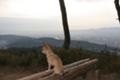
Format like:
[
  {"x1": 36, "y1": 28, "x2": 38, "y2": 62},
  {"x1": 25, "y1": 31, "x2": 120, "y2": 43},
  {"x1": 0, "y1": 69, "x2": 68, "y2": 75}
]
[{"x1": 0, "y1": 0, "x2": 119, "y2": 36}]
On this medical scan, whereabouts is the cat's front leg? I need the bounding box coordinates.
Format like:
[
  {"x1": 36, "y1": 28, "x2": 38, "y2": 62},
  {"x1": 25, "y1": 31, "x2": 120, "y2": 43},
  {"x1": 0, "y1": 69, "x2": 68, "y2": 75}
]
[{"x1": 48, "y1": 64, "x2": 51, "y2": 70}]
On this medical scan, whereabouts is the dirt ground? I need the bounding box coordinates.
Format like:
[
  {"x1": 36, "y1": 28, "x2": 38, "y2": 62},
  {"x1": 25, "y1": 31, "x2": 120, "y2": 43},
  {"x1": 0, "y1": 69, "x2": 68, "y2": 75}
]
[{"x1": 0, "y1": 67, "x2": 46, "y2": 80}]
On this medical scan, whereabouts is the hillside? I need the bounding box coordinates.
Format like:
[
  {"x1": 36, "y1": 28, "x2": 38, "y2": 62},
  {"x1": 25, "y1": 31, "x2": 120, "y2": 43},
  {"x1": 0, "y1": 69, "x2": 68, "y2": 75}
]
[{"x1": 0, "y1": 35, "x2": 113, "y2": 52}]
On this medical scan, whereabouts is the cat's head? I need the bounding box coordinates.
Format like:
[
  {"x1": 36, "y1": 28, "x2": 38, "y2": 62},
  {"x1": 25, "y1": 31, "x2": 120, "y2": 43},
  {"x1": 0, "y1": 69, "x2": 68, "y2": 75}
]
[{"x1": 42, "y1": 42, "x2": 50, "y2": 55}]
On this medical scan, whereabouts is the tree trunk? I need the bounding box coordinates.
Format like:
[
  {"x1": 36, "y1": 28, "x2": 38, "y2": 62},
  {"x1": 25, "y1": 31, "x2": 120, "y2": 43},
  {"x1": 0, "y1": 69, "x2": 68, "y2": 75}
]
[
  {"x1": 59, "y1": 0, "x2": 71, "y2": 49},
  {"x1": 114, "y1": 0, "x2": 120, "y2": 23}
]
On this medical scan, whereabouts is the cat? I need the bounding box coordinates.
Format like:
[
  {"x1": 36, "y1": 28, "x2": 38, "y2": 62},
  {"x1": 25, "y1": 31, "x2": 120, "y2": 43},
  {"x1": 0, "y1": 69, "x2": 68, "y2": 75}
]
[{"x1": 42, "y1": 42, "x2": 64, "y2": 75}]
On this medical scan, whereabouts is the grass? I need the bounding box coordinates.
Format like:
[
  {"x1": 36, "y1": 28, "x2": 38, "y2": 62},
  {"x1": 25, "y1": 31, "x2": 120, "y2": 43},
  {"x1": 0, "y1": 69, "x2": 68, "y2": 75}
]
[{"x1": 0, "y1": 47, "x2": 120, "y2": 73}]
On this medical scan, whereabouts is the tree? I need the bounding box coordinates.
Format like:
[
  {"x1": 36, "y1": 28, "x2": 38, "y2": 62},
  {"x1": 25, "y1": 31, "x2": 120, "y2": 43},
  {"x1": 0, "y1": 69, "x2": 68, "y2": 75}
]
[
  {"x1": 114, "y1": 0, "x2": 120, "y2": 23},
  {"x1": 59, "y1": 0, "x2": 71, "y2": 49}
]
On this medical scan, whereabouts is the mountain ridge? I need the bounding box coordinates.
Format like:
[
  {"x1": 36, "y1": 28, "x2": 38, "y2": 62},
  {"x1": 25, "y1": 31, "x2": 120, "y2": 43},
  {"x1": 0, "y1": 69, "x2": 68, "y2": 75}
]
[{"x1": 0, "y1": 35, "x2": 114, "y2": 52}]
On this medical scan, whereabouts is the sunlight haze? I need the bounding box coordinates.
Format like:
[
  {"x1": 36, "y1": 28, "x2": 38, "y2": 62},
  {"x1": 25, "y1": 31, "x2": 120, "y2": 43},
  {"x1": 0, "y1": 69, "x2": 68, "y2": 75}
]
[{"x1": 0, "y1": 0, "x2": 119, "y2": 36}]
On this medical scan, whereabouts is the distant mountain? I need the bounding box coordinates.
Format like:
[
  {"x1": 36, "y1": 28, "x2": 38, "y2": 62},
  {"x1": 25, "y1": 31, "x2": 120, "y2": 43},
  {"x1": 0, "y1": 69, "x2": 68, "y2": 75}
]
[
  {"x1": 70, "y1": 27, "x2": 120, "y2": 48},
  {"x1": 0, "y1": 35, "x2": 113, "y2": 52},
  {"x1": 0, "y1": 35, "x2": 61, "y2": 48}
]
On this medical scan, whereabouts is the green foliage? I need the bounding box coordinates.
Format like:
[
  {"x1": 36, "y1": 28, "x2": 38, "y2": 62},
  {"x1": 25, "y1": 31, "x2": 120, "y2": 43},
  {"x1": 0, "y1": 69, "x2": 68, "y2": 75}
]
[
  {"x1": 0, "y1": 48, "x2": 120, "y2": 73},
  {"x1": 0, "y1": 48, "x2": 47, "y2": 67}
]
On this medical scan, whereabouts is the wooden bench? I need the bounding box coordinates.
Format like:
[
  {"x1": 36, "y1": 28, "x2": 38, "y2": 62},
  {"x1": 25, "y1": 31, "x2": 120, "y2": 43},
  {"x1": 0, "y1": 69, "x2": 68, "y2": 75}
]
[{"x1": 18, "y1": 58, "x2": 98, "y2": 80}]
